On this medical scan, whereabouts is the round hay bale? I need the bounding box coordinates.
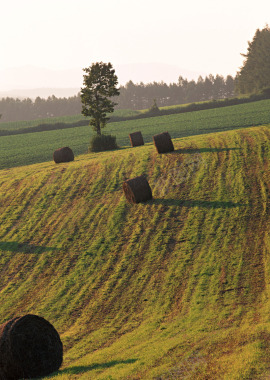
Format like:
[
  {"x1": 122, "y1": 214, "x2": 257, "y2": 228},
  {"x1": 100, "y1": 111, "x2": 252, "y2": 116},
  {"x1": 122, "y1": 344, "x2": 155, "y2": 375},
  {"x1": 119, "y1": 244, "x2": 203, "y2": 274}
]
[
  {"x1": 129, "y1": 131, "x2": 144, "y2": 147},
  {"x1": 0, "y1": 368, "x2": 7, "y2": 380},
  {"x1": 53, "y1": 146, "x2": 74, "y2": 163},
  {"x1": 123, "y1": 175, "x2": 152, "y2": 203},
  {"x1": 153, "y1": 131, "x2": 174, "y2": 154},
  {"x1": 0, "y1": 314, "x2": 63, "y2": 379}
]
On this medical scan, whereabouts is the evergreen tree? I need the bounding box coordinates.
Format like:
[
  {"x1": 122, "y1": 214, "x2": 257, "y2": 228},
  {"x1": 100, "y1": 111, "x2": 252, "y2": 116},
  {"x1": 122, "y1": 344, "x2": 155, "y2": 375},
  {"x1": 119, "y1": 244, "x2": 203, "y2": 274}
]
[
  {"x1": 236, "y1": 25, "x2": 270, "y2": 94},
  {"x1": 225, "y1": 75, "x2": 235, "y2": 98},
  {"x1": 80, "y1": 62, "x2": 120, "y2": 135}
]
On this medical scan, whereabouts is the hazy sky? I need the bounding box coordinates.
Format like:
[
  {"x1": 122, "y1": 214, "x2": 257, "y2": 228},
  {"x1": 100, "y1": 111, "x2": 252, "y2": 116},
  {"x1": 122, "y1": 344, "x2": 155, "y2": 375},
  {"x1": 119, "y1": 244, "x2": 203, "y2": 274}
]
[{"x1": 1, "y1": 0, "x2": 269, "y2": 88}]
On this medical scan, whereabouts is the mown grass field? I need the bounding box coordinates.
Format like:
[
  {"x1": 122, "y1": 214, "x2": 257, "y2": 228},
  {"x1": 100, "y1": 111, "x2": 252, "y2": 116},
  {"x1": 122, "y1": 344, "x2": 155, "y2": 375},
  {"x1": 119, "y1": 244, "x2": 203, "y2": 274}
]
[
  {"x1": 1, "y1": 99, "x2": 270, "y2": 170},
  {"x1": 0, "y1": 124, "x2": 270, "y2": 379}
]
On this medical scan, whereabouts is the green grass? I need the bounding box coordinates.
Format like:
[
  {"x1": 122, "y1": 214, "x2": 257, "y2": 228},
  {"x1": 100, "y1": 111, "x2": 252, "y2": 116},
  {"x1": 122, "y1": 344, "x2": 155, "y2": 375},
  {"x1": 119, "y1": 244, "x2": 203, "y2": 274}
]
[
  {"x1": 1, "y1": 99, "x2": 270, "y2": 169},
  {"x1": 0, "y1": 109, "x2": 140, "y2": 131},
  {"x1": 0, "y1": 114, "x2": 85, "y2": 131},
  {"x1": 0, "y1": 125, "x2": 270, "y2": 378},
  {"x1": 139, "y1": 96, "x2": 247, "y2": 113}
]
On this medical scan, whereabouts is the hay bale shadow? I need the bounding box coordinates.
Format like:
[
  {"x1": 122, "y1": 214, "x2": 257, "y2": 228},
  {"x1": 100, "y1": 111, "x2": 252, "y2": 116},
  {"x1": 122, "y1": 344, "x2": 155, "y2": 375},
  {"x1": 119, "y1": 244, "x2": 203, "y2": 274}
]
[
  {"x1": 152, "y1": 199, "x2": 244, "y2": 208},
  {"x1": 46, "y1": 359, "x2": 138, "y2": 377},
  {"x1": 0, "y1": 242, "x2": 59, "y2": 254},
  {"x1": 171, "y1": 147, "x2": 242, "y2": 154}
]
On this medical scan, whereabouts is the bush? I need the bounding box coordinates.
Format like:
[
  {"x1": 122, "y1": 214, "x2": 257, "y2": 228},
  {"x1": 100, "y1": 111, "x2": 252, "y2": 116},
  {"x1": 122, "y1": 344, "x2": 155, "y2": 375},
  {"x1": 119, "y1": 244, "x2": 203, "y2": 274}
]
[
  {"x1": 88, "y1": 134, "x2": 119, "y2": 152},
  {"x1": 258, "y1": 87, "x2": 270, "y2": 98},
  {"x1": 146, "y1": 99, "x2": 161, "y2": 116}
]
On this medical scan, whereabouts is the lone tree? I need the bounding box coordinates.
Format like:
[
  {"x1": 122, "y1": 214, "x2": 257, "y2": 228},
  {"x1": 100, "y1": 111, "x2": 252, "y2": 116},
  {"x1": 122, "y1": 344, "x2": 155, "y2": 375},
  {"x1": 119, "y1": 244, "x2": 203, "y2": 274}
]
[{"x1": 80, "y1": 62, "x2": 120, "y2": 135}]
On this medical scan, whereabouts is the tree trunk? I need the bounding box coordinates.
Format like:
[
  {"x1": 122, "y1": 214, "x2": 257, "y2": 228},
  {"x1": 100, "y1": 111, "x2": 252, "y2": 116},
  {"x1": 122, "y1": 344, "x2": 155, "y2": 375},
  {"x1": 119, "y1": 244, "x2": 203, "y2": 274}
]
[{"x1": 96, "y1": 122, "x2": 101, "y2": 135}]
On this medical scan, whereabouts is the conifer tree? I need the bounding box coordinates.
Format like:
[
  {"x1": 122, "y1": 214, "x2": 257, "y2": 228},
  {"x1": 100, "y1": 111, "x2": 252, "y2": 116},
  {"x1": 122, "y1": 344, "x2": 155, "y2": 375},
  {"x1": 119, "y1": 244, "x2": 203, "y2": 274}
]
[{"x1": 236, "y1": 25, "x2": 270, "y2": 94}]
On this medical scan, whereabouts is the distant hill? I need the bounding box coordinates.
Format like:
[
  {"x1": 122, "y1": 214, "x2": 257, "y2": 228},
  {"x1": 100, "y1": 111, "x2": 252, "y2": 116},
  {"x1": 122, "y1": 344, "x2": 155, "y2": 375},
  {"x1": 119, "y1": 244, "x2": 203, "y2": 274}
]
[
  {"x1": 0, "y1": 63, "x2": 205, "y2": 99},
  {"x1": 0, "y1": 87, "x2": 80, "y2": 99},
  {"x1": 0, "y1": 125, "x2": 270, "y2": 378}
]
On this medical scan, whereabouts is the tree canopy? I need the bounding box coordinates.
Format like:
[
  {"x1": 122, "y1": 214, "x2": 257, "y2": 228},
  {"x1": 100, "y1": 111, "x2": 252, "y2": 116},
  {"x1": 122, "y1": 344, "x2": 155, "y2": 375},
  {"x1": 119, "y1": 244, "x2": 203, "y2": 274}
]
[
  {"x1": 236, "y1": 25, "x2": 270, "y2": 94},
  {"x1": 80, "y1": 62, "x2": 119, "y2": 135}
]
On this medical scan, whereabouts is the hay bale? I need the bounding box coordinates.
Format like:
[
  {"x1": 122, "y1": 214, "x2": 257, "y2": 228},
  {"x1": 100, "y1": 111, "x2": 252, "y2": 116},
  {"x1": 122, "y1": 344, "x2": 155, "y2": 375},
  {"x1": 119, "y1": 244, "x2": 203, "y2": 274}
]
[
  {"x1": 0, "y1": 368, "x2": 7, "y2": 380},
  {"x1": 53, "y1": 146, "x2": 74, "y2": 163},
  {"x1": 153, "y1": 131, "x2": 174, "y2": 154},
  {"x1": 123, "y1": 175, "x2": 152, "y2": 203},
  {"x1": 0, "y1": 314, "x2": 63, "y2": 379},
  {"x1": 129, "y1": 131, "x2": 144, "y2": 147}
]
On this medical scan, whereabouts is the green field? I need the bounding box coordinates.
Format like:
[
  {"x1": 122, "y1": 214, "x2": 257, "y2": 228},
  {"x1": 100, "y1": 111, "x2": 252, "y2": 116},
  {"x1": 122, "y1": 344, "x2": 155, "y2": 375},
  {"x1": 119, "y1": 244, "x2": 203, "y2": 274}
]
[
  {"x1": 0, "y1": 114, "x2": 86, "y2": 131},
  {"x1": 0, "y1": 109, "x2": 140, "y2": 131},
  {"x1": 0, "y1": 123, "x2": 270, "y2": 378},
  {"x1": 1, "y1": 99, "x2": 270, "y2": 170}
]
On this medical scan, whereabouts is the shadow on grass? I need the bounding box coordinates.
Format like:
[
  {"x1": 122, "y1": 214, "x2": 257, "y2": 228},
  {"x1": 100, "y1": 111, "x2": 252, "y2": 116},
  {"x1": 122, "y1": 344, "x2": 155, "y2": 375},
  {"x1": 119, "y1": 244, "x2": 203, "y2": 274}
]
[
  {"x1": 0, "y1": 241, "x2": 59, "y2": 254},
  {"x1": 151, "y1": 198, "x2": 244, "y2": 208},
  {"x1": 172, "y1": 147, "x2": 241, "y2": 154},
  {"x1": 49, "y1": 359, "x2": 138, "y2": 376}
]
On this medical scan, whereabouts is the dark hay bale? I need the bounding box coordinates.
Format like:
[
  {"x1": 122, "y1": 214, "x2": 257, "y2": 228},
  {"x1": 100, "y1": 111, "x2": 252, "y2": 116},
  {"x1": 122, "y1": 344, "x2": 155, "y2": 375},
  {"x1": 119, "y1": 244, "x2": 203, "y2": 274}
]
[
  {"x1": 129, "y1": 131, "x2": 144, "y2": 147},
  {"x1": 153, "y1": 131, "x2": 174, "y2": 154},
  {"x1": 0, "y1": 314, "x2": 63, "y2": 379},
  {"x1": 53, "y1": 146, "x2": 74, "y2": 163},
  {"x1": 0, "y1": 368, "x2": 7, "y2": 380},
  {"x1": 123, "y1": 175, "x2": 152, "y2": 203}
]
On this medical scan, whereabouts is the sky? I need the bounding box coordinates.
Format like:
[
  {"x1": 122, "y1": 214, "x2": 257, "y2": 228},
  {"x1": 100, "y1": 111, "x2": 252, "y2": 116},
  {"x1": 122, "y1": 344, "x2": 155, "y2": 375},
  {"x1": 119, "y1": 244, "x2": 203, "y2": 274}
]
[{"x1": 0, "y1": 0, "x2": 269, "y2": 91}]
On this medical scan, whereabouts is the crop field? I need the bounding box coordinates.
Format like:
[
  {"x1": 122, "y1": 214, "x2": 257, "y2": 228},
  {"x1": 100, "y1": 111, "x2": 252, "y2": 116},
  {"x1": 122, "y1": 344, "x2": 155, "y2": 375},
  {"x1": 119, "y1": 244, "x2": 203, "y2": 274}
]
[
  {"x1": 1, "y1": 99, "x2": 270, "y2": 170},
  {"x1": 0, "y1": 114, "x2": 86, "y2": 131},
  {"x1": 0, "y1": 124, "x2": 270, "y2": 378},
  {"x1": 0, "y1": 109, "x2": 140, "y2": 131}
]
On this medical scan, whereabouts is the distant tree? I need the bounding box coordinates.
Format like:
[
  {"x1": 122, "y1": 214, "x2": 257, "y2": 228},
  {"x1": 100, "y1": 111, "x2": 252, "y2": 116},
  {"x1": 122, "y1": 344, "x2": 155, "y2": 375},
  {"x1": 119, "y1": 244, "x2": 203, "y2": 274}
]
[
  {"x1": 236, "y1": 25, "x2": 270, "y2": 94},
  {"x1": 213, "y1": 75, "x2": 225, "y2": 99},
  {"x1": 225, "y1": 75, "x2": 235, "y2": 98},
  {"x1": 148, "y1": 98, "x2": 160, "y2": 115},
  {"x1": 200, "y1": 76, "x2": 212, "y2": 100},
  {"x1": 80, "y1": 62, "x2": 120, "y2": 135}
]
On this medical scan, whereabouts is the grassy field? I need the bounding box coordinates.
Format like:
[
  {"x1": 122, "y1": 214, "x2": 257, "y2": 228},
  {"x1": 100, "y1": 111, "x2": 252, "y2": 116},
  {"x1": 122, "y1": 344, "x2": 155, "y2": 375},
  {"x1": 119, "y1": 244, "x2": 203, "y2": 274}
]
[
  {"x1": 0, "y1": 124, "x2": 270, "y2": 378},
  {"x1": 0, "y1": 90, "x2": 257, "y2": 132},
  {"x1": 1, "y1": 99, "x2": 270, "y2": 170},
  {"x1": 0, "y1": 109, "x2": 140, "y2": 131},
  {"x1": 0, "y1": 114, "x2": 86, "y2": 131}
]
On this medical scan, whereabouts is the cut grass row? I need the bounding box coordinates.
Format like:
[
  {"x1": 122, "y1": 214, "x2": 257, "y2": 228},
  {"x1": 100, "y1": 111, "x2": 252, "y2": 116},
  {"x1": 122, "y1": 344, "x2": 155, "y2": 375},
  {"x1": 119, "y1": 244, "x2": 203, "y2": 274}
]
[
  {"x1": 1, "y1": 99, "x2": 270, "y2": 170},
  {"x1": 0, "y1": 125, "x2": 270, "y2": 378}
]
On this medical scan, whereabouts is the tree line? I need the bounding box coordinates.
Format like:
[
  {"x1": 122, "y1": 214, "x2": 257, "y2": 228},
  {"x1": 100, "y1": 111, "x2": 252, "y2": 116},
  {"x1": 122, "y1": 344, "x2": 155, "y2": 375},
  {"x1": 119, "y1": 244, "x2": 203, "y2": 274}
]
[
  {"x1": 0, "y1": 95, "x2": 81, "y2": 123},
  {"x1": 119, "y1": 74, "x2": 235, "y2": 110},
  {"x1": 0, "y1": 74, "x2": 235, "y2": 123},
  {"x1": 1, "y1": 25, "x2": 270, "y2": 124}
]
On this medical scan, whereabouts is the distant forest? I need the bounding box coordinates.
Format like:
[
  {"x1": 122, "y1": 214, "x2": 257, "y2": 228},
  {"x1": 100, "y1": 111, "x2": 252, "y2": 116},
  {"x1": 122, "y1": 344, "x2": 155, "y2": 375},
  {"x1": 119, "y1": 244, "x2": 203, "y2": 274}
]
[{"x1": 0, "y1": 74, "x2": 235, "y2": 122}]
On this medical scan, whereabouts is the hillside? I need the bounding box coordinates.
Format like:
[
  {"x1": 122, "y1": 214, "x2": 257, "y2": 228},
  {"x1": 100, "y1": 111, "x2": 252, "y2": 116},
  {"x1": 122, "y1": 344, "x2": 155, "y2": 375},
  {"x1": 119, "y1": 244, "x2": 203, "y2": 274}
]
[{"x1": 0, "y1": 125, "x2": 270, "y2": 379}]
